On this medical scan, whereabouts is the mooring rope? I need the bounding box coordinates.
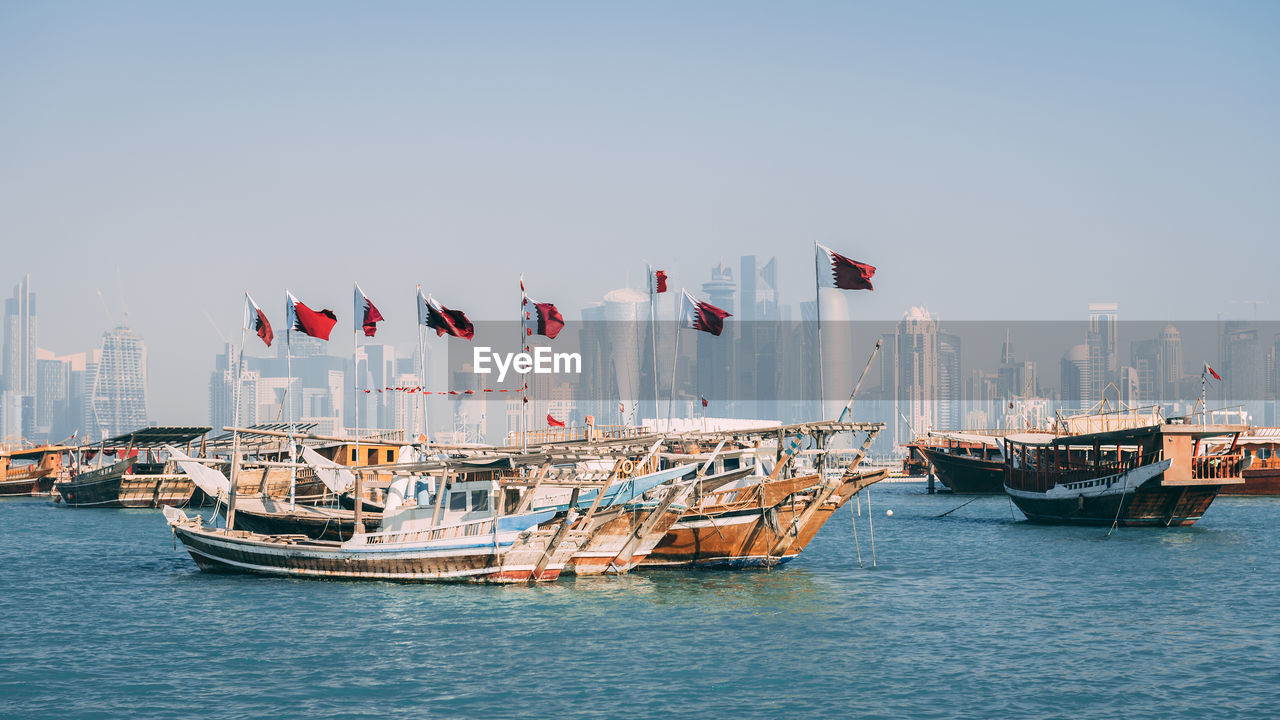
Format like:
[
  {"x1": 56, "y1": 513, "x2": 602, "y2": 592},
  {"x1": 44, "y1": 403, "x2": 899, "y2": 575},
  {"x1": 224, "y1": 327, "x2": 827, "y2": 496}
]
[
  {"x1": 936, "y1": 496, "x2": 980, "y2": 518},
  {"x1": 851, "y1": 492, "x2": 863, "y2": 568}
]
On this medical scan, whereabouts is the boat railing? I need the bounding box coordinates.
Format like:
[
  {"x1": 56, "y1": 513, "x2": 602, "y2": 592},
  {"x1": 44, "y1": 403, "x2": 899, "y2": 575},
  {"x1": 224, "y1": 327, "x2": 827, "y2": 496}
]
[
  {"x1": 365, "y1": 517, "x2": 499, "y2": 546},
  {"x1": 1192, "y1": 452, "x2": 1245, "y2": 480},
  {"x1": 1006, "y1": 448, "x2": 1162, "y2": 493}
]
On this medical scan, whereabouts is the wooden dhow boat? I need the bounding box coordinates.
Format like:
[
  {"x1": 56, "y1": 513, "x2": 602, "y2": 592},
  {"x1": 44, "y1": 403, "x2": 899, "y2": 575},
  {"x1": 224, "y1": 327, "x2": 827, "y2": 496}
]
[
  {"x1": 0, "y1": 445, "x2": 70, "y2": 497},
  {"x1": 916, "y1": 432, "x2": 1018, "y2": 494},
  {"x1": 642, "y1": 421, "x2": 887, "y2": 569},
  {"x1": 55, "y1": 426, "x2": 210, "y2": 508},
  {"x1": 1002, "y1": 422, "x2": 1246, "y2": 526},
  {"x1": 164, "y1": 441, "x2": 703, "y2": 583}
]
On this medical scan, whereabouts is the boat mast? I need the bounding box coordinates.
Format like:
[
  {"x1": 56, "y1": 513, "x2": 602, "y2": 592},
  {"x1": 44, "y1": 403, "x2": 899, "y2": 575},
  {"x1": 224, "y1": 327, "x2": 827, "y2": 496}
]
[
  {"x1": 352, "y1": 282, "x2": 364, "y2": 535},
  {"x1": 226, "y1": 296, "x2": 249, "y2": 532},
  {"x1": 648, "y1": 263, "x2": 659, "y2": 427},
  {"x1": 285, "y1": 290, "x2": 296, "y2": 508}
]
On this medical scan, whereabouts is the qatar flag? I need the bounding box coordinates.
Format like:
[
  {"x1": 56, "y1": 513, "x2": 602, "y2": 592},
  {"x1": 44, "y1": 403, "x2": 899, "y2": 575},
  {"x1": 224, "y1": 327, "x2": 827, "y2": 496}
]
[
  {"x1": 242, "y1": 292, "x2": 274, "y2": 347},
  {"x1": 417, "y1": 289, "x2": 474, "y2": 340},
  {"x1": 816, "y1": 243, "x2": 876, "y2": 291},
  {"x1": 520, "y1": 276, "x2": 565, "y2": 340},
  {"x1": 529, "y1": 301, "x2": 564, "y2": 339},
  {"x1": 353, "y1": 283, "x2": 384, "y2": 337},
  {"x1": 547, "y1": 413, "x2": 566, "y2": 428},
  {"x1": 650, "y1": 268, "x2": 668, "y2": 294},
  {"x1": 1204, "y1": 363, "x2": 1221, "y2": 381},
  {"x1": 285, "y1": 291, "x2": 338, "y2": 341},
  {"x1": 679, "y1": 290, "x2": 731, "y2": 337}
]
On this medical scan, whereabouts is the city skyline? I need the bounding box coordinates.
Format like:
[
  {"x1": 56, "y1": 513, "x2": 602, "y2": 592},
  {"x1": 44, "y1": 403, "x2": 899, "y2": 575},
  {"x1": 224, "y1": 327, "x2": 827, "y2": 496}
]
[{"x1": 6, "y1": 256, "x2": 1280, "y2": 446}]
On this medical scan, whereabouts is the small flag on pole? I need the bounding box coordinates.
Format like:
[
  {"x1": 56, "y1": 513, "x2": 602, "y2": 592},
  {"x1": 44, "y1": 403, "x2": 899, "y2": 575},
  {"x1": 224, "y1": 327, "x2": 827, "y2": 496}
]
[
  {"x1": 417, "y1": 290, "x2": 474, "y2": 340},
  {"x1": 286, "y1": 291, "x2": 338, "y2": 341},
  {"x1": 816, "y1": 243, "x2": 876, "y2": 291},
  {"x1": 651, "y1": 269, "x2": 668, "y2": 294},
  {"x1": 547, "y1": 413, "x2": 566, "y2": 428},
  {"x1": 354, "y1": 283, "x2": 384, "y2": 337},
  {"x1": 243, "y1": 293, "x2": 274, "y2": 347},
  {"x1": 1204, "y1": 363, "x2": 1221, "y2": 381},
  {"x1": 679, "y1": 290, "x2": 731, "y2": 336},
  {"x1": 701, "y1": 395, "x2": 708, "y2": 408}
]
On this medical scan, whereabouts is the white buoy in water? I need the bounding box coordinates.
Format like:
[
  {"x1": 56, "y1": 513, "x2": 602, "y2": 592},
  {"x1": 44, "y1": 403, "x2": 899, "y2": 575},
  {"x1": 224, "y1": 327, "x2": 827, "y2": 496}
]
[{"x1": 885, "y1": 509, "x2": 893, "y2": 516}]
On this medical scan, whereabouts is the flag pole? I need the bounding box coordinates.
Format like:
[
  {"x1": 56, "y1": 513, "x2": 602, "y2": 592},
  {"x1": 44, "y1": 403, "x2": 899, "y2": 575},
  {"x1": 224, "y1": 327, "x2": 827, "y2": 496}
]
[
  {"x1": 227, "y1": 299, "x2": 248, "y2": 533},
  {"x1": 667, "y1": 311, "x2": 682, "y2": 428},
  {"x1": 419, "y1": 322, "x2": 429, "y2": 449},
  {"x1": 648, "y1": 263, "x2": 659, "y2": 423},
  {"x1": 285, "y1": 292, "x2": 296, "y2": 508},
  {"x1": 520, "y1": 276, "x2": 528, "y2": 452},
  {"x1": 352, "y1": 283, "x2": 363, "y2": 534},
  {"x1": 814, "y1": 243, "x2": 826, "y2": 419}
]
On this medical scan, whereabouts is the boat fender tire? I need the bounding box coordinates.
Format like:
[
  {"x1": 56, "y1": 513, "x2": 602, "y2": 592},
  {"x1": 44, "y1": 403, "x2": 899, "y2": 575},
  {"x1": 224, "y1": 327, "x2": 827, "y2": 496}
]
[{"x1": 620, "y1": 459, "x2": 635, "y2": 477}]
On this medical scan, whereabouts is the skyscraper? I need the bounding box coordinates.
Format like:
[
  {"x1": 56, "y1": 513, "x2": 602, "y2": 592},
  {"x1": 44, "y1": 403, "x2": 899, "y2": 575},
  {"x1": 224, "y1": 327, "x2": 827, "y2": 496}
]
[
  {"x1": 1060, "y1": 343, "x2": 1092, "y2": 410},
  {"x1": 1157, "y1": 323, "x2": 1183, "y2": 402},
  {"x1": 86, "y1": 325, "x2": 148, "y2": 440},
  {"x1": 2, "y1": 275, "x2": 37, "y2": 396},
  {"x1": 896, "y1": 307, "x2": 939, "y2": 441},
  {"x1": 1087, "y1": 302, "x2": 1118, "y2": 402},
  {"x1": 698, "y1": 263, "x2": 736, "y2": 410}
]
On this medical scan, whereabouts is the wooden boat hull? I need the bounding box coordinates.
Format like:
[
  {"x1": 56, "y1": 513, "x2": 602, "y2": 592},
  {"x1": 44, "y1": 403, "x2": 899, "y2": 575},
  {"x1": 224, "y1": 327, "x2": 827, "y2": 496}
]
[
  {"x1": 1006, "y1": 484, "x2": 1221, "y2": 526},
  {"x1": 0, "y1": 473, "x2": 58, "y2": 497},
  {"x1": 565, "y1": 501, "x2": 686, "y2": 575},
  {"x1": 919, "y1": 447, "x2": 1005, "y2": 494},
  {"x1": 642, "y1": 469, "x2": 887, "y2": 569},
  {"x1": 1217, "y1": 466, "x2": 1280, "y2": 496},
  {"x1": 228, "y1": 500, "x2": 382, "y2": 541},
  {"x1": 55, "y1": 474, "x2": 195, "y2": 508},
  {"x1": 1004, "y1": 460, "x2": 1220, "y2": 526},
  {"x1": 167, "y1": 514, "x2": 581, "y2": 583}
]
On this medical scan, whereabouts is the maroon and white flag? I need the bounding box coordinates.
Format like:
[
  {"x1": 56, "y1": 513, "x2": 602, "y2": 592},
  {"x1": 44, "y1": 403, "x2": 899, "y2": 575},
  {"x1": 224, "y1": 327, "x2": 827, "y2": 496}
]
[
  {"x1": 816, "y1": 243, "x2": 876, "y2": 291},
  {"x1": 417, "y1": 288, "x2": 474, "y2": 340},
  {"x1": 243, "y1": 292, "x2": 274, "y2": 347},
  {"x1": 285, "y1": 291, "x2": 337, "y2": 341},
  {"x1": 679, "y1": 290, "x2": 731, "y2": 336},
  {"x1": 1204, "y1": 362, "x2": 1221, "y2": 381},
  {"x1": 520, "y1": 275, "x2": 565, "y2": 340},
  {"x1": 650, "y1": 268, "x2": 669, "y2": 294},
  {"x1": 354, "y1": 283, "x2": 384, "y2": 338}
]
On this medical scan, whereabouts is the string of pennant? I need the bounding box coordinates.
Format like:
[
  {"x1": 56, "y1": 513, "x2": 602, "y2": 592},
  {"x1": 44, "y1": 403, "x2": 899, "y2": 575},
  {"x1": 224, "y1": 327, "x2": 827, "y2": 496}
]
[{"x1": 361, "y1": 386, "x2": 526, "y2": 395}]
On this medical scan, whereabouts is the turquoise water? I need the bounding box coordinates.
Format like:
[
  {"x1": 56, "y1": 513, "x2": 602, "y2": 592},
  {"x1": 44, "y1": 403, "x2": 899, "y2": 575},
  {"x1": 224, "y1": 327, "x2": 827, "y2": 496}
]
[{"x1": 3, "y1": 484, "x2": 1277, "y2": 719}]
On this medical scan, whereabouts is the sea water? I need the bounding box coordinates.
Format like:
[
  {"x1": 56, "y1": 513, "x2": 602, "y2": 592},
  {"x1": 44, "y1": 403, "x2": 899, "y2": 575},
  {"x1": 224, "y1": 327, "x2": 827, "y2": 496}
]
[{"x1": 2, "y1": 484, "x2": 1277, "y2": 719}]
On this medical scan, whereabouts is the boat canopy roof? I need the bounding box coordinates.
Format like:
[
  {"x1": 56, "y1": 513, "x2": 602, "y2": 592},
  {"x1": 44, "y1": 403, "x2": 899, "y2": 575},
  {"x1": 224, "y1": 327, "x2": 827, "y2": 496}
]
[
  {"x1": 926, "y1": 431, "x2": 1004, "y2": 448},
  {"x1": 4, "y1": 444, "x2": 73, "y2": 458},
  {"x1": 85, "y1": 425, "x2": 211, "y2": 449},
  {"x1": 1007, "y1": 423, "x2": 1246, "y2": 448}
]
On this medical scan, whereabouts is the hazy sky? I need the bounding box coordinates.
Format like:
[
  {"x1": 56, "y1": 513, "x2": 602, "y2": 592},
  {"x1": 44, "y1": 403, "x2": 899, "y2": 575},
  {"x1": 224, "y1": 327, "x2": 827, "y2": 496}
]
[{"x1": 3, "y1": 1, "x2": 1278, "y2": 422}]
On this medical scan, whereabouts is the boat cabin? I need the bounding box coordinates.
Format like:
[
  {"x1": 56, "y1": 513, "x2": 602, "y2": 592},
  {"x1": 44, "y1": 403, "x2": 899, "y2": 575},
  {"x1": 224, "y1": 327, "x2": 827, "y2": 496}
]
[{"x1": 1004, "y1": 423, "x2": 1247, "y2": 494}]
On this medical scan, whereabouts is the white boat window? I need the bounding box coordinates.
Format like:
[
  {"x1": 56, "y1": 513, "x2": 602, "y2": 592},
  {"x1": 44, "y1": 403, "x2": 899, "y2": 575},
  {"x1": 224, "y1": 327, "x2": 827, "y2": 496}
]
[
  {"x1": 449, "y1": 491, "x2": 467, "y2": 511},
  {"x1": 471, "y1": 490, "x2": 489, "y2": 512}
]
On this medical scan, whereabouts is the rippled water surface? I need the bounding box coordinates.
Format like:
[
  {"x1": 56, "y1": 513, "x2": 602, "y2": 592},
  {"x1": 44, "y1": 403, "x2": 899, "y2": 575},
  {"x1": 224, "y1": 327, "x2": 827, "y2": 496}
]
[{"x1": 3, "y1": 484, "x2": 1278, "y2": 719}]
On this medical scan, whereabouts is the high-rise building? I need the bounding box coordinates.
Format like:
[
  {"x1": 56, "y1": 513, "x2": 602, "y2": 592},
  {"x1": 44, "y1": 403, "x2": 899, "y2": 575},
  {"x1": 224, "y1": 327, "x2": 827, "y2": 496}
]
[
  {"x1": 3, "y1": 275, "x2": 37, "y2": 396},
  {"x1": 1157, "y1": 323, "x2": 1183, "y2": 402},
  {"x1": 1222, "y1": 321, "x2": 1263, "y2": 421},
  {"x1": 1131, "y1": 338, "x2": 1158, "y2": 405},
  {"x1": 86, "y1": 325, "x2": 148, "y2": 440},
  {"x1": 1087, "y1": 302, "x2": 1118, "y2": 401},
  {"x1": 209, "y1": 343, "x2": 261, "y2": 434},
  {"x1": 937, "y1": 332, "x2": 962, "y2": 431},
  {"x1": 896, "y1": 307, "x2": 939, "y2": 441},
  {"x1": 1060, "y1": 344, "x2": 1092, "y2": 409},
  {"x1": 698, "y1": 263, "x2": 736, "y2": 410}
]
